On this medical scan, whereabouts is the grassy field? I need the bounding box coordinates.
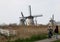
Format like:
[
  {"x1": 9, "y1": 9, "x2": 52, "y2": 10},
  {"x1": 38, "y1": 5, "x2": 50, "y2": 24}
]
[{"x1": 0, "y1": 25, "x2": 60, "y2": 42}]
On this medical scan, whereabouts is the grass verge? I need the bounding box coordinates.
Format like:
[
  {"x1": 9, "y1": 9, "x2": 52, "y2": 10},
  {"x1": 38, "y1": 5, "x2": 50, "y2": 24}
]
[
  {"x1": 53, "y1": 39, "x2": 60, "y2": 42},
  {"x1": 7, "y1": 34, "x2": 48, "y2": 42}
]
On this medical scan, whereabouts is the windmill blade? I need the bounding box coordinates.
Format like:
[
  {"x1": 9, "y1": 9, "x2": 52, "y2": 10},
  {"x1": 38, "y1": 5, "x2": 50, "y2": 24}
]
[
  {"x1": 19, "y1": 16, "x2": 27, "y2": 18},
  {"x1": 29, "y1": 5, "x2": 31, "y2": 16},
  {"x1": 19, "y1": 17, "x2": 23, "y2": 18},
  {"x1": 33, "y1": 15, "x2": 43, "y2": 17},
  {"x1": 21, "y1": 12, "x2": 24, "y2": 18},
  {"x1": 52, "y1": 14, "x2": 54, "y2": 20},
  {"x1": 35, "y1": 17, "x2": 37, "y2": 25}
]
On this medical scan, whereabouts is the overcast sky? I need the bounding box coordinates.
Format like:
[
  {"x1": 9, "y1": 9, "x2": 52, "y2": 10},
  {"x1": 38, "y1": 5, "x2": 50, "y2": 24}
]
[{"x1": 0, "y1": 0, "x2": 60, "y2": 25}]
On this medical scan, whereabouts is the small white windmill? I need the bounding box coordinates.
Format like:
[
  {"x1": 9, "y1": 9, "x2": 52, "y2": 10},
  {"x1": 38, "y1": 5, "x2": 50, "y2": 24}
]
[{"x1": 49, "y1": 14, "x2": 56, "y2": 27}]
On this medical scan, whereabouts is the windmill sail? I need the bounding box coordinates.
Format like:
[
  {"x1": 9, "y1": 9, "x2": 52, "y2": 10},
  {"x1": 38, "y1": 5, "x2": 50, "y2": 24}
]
[
  {"x1": 52, "y1": 14, "x2": 54, "y2": 20},
  {"x1": 21, "y1": 12, "x2": 24, "y2": 18},
  {"x1": 29, "y1": 5, "x2": 32, "y2": 16},
  {"x1": 32, "y1": 15, "x2": 43, "y2": 17}
]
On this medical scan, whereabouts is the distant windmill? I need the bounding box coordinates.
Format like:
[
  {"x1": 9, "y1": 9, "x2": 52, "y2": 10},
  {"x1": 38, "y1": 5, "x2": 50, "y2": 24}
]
[
  {"x1": 50, "y1": 14, "x2": 55, "y2": 24},
  {"x1": 19, "y1": 5, "x2": 43, "y2": 26},
  {"x1": 19, "y1": 12, "x2": 26, "y2": 25},
  {"x1": 49, "y1": 14, "x2": 56, "y2": 27}
]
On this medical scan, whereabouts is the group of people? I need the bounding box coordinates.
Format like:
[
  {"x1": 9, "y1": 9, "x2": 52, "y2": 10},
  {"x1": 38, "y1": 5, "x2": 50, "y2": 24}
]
[{"x1": 48, "y1": 25, "x2": 59, "y2": 39}]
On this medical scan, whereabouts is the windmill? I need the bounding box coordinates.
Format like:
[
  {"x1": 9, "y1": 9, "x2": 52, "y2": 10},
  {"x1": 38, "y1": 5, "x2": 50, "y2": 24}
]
[
  {"x1": 19, "y1": 12, "x2": 26, "y2": 25},
  {"x1": 49, "y1": 14, "x2": 55, "y2": 24},
  {"x1": 19, "y1": 5, "x2": 43, "y2": 26},
  {"x1": 49, "y1": 14, "x2": 56, "y2": 28}
]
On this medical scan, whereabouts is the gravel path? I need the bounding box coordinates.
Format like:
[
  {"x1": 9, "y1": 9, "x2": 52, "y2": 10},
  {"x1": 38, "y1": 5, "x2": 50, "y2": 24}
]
[{"x1": 35, "y1": 35, "x2": 60, "y2": 42}]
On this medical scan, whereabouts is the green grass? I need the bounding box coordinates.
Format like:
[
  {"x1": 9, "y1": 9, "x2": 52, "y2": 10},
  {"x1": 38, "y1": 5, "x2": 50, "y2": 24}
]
[
  {"x1": 53, "y1": 39, "x2": 60, "y2": 42},
  {"x1": 7, "y1": 34, "x2": 48, "y2": 42}
]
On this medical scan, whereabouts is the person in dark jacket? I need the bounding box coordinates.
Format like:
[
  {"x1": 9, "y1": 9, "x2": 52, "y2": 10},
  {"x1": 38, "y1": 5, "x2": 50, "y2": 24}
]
[
  {"x1": 48, "y1": 26, "x2": 53, "y2": 38},
  {"x1": 54, "y1": 25, "x2": 59, "y2": 39}
]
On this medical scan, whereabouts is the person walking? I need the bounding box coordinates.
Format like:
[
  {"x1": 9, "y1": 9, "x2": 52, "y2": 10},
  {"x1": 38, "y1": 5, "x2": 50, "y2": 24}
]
[
  {"x1": 48, "y1": 26, "x2": 53, "y2": 38},
  {"x1": 54, "y1": 25, "x2": 59, "y2": 39}
]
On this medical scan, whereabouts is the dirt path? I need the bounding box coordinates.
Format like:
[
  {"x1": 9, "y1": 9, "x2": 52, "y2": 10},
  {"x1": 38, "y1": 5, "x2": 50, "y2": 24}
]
[{"x1": 35, "y1": 35, "x2": 60, "y2": 42}]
